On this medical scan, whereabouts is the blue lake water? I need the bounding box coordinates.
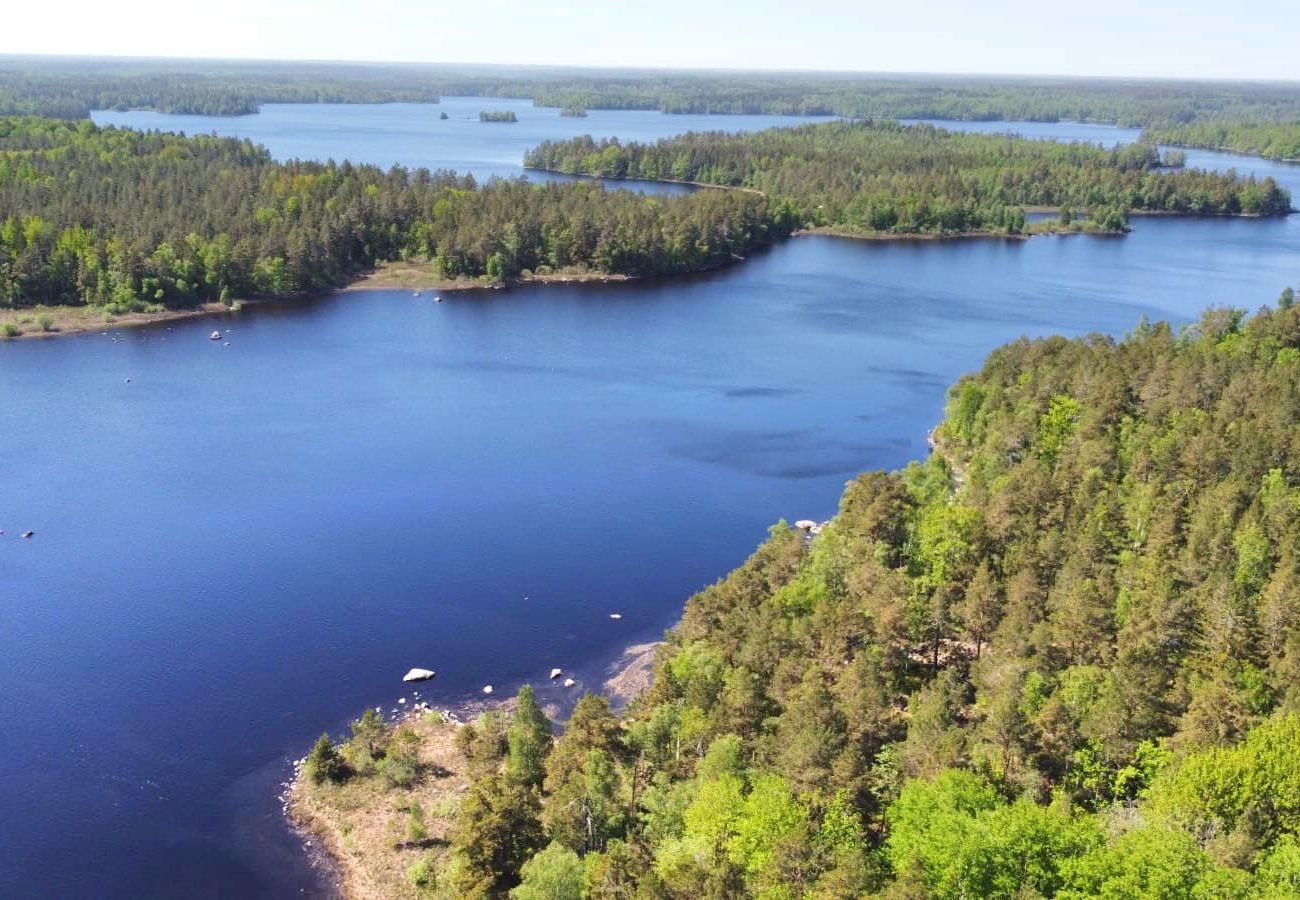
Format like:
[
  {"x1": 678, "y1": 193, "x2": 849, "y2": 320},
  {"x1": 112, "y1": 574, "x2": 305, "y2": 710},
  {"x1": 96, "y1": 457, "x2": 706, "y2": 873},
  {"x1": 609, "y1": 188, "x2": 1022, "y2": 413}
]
[
  {"x1": 3, "y1": 106, "x2": 1299, "y2": 897},
  {"x1": 93, "y1": 98, "x2": 837, "y2": 192}
]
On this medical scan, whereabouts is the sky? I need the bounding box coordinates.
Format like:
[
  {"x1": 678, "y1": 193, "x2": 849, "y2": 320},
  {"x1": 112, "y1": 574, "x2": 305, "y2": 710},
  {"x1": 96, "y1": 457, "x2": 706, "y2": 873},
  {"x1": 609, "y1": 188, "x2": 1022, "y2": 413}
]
[{"x1": 2, "y1": 0, "x2": 1298, "y2": 81}]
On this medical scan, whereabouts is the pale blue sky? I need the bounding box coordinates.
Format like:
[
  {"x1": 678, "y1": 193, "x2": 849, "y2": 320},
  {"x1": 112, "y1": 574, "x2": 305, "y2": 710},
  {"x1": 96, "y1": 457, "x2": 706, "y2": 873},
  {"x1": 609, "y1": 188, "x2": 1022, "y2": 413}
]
[{"x1": 3, "y1": 0, "x2": 1298, "y2": 80}]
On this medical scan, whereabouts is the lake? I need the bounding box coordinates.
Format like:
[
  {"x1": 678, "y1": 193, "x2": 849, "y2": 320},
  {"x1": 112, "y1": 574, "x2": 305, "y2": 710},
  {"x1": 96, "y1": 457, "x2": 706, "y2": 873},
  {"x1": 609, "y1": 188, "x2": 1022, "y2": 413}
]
[
  {"x1": 3, "y1": 105, "x2": 1298, "y2": 898},
  {"x1": 93, "y1": 97, "x2": 838, "y2": 191}
]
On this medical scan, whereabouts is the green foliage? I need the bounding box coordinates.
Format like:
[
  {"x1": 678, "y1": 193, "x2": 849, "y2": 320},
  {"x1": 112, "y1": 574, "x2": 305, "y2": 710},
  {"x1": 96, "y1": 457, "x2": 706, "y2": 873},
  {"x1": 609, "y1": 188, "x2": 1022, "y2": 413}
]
[
  {"x1": 1144, "y1": 121, "x2": 1300, "y2": 162},
  {"x1": 349, "y1": 708, "x2": 389, "y2": 759},
  {"x1": 526, "y1": 121, "x2": 1290, "y2": 236},
  {"x1": 1253, "y1": 835, "x2": 1300, "y2": 898},
  {"x1": 1037, "y1": 393, "x2": 1082, "y2": 464},
  {"x1": 1058, "y1": 825, "x2": 1222, "y2": 899},
  {"x1": 725, "y1": 774, "x2": 810, "y2": 879},
  {"x1": 506, "y1": 685, "x2": 553, "y2": 788},
  {"x1": 1150, "y1": 714, "x2": 1300, "y2": 850},
  {"x1": 0, "y1": 117, "x2": 786, "y2": 310},
  {"x1": 407, "y1": 851, "x2": 438, "y2": 891},
  {"x1": 510, "y1": 842, "x2": 586, "y2": 899},
  {"x1": 306, "y1": 732, "x2": 349, "y2": 784},
  {"x1": 406, "y1": 799, "x2": 428, "y2": 844},
  {"x1": 381, "y1": 726, "x2": 421, "y2": 788},
  {"x1": 888, "y1": 770, "x2": 1102, "y2": 898},
  {"x1": 452, "y1": 773, "x2": 545, "y2": 896}
]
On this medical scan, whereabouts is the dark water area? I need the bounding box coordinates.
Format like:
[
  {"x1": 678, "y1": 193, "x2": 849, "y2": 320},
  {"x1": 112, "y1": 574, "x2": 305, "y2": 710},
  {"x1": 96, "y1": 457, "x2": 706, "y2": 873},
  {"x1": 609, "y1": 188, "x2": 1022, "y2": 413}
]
[{"x1": 3, "y1": 111, "x2": 1299, "y2": 898}]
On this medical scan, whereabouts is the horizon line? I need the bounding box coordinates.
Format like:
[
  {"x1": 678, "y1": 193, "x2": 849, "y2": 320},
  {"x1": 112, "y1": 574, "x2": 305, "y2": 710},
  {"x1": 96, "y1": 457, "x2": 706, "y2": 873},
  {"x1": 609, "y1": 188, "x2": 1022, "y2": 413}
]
[{"x1": 3, "y1": 51, "x2": 1299, "y2": 86}]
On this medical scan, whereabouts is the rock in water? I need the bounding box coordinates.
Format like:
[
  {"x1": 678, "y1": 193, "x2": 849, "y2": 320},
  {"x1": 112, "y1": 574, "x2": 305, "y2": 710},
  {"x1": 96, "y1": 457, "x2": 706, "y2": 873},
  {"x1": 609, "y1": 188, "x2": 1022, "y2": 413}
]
[
  {"x1": 22, "y1": 531, "x2": 35, "y2": 539},
  {"x1": 402, "y1": 668, "x2": 435, "y2": 682},
  {"x1": 549, "y1": 668, "x2": 563, "y2": 680},
  {"x1": 482, "y1": 685, "x2": 494, "y2": 695},
  {"x1": 794, "y1": 519, "x2": 817, "y2": 531},
  {"x1": 210, "y1": 330, "x2": 222, "y2": 341},
  {"x1": 563, "y1": 678, "x2": 577, "y2": 688}
]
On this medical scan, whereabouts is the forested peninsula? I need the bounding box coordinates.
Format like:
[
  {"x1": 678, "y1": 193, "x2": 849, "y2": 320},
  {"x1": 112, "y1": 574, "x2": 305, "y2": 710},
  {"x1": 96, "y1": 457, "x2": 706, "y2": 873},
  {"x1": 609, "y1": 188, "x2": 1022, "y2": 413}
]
[
  {"x1": 526, "y1": 121, "x2": 1291, "y2": 236},
  {"x1": 1, "y1": 116, "x2": 1291, "y2": 336},
  {"x1": 0, "y1": 117, "x2": 780, "y2": 334},
  {"x1": 295, "y1": 292, "x2": 1300, "y2": 899}
]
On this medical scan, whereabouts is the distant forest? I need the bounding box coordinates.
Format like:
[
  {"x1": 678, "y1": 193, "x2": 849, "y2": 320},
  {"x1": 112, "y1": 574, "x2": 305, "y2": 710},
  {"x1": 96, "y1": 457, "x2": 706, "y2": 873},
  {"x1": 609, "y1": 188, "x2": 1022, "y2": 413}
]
[
  {"x1": 4, "y1": 57, "x2": 1300, "y2": 128},
  {"x1": 526, "y1": 122, "x2": 1292, "y2": 236},
  {"x1": 1145, "y1": 121, "x2": 1300, "y2": 162}
]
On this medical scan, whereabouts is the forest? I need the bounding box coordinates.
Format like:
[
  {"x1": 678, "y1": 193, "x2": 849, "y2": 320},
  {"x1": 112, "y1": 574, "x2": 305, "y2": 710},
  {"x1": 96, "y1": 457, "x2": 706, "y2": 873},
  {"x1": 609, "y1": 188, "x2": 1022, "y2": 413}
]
[
  {"x1": 1143, "y1": 122, "x2": 1300, "y2": 162},
  {"x1": 526, "y1": 121, "x2": 1292, "y2": 236},
  {"x1": 2, "y1": 116, "x2": 1290, "y2": 315},
  {"x1": 0, "y1": 117, "x2": 784, "y2": 312},
  {"x1": 302, "y1": 290, "x2": 1300, "y2": 898},
  {"x1": 5, "y1": 57, "x2": 1300, "y2": 126}
]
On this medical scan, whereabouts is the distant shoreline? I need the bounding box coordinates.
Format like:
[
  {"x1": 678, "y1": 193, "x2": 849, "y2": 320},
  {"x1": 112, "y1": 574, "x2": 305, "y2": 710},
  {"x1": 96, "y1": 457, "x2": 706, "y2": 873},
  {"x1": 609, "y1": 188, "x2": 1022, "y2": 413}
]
[
  {"x1": 0, "y1": 265, "x2": 639, "y2": 342},
  {"x1": 2, "y1": 196, "x2": 1290, "y2": 342}
]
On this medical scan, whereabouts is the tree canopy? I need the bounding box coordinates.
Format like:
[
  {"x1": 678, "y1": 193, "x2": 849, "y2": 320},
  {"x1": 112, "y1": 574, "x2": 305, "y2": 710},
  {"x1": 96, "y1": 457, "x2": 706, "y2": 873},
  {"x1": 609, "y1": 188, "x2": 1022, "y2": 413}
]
[{"x1": 527, "y1": 121, "x2": 1291, "y2": 236}]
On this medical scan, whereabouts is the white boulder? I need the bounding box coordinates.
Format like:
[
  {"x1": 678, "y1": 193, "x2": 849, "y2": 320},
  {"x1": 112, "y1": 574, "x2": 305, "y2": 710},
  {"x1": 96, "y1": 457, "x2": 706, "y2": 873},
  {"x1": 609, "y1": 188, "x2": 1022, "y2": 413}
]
[{"x1": 402, "y1": 668, "x2": 435, "y2": 682}]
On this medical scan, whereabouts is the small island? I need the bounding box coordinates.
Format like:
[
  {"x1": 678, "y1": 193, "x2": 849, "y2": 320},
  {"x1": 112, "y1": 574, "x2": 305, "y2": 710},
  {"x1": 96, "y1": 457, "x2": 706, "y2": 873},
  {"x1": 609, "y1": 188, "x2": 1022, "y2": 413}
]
[
  {"x1": 478, "y1": 110, "x2": 518, "y2": 123},
  {"x1": 559, "y1": 106, "x2": 587, "y2": 118}
]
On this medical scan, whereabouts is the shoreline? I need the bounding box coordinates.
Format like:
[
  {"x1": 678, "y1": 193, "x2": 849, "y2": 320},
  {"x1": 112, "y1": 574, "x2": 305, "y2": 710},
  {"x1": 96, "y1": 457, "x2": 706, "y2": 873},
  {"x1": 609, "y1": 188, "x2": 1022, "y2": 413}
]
[
  {"x1": 285, "y1": 636, "x2": 663, "y2": 899},
  {"x1": 523, "y1": 164, "x2": 764, "y2": 194},
  {"x1": 3, "y1": 194, "x2": 1290, "y2": 343},
  {"x1": 0, "y1": 266, "x2": 640, "y2": 342}
]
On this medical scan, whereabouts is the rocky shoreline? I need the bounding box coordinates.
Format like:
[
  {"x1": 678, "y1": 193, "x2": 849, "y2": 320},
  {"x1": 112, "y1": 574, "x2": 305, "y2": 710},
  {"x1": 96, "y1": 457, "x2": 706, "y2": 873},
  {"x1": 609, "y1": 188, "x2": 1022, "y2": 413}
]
[{"x1": 283, "y1": 637, "x2": 664, "y2": 899}]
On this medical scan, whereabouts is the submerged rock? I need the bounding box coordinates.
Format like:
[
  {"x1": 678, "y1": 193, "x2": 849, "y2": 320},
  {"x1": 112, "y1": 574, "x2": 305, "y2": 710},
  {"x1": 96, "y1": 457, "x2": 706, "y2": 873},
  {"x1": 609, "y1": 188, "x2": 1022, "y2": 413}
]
[{"x1": 402, "y1": 668, "x2": 435, "y2": 682}]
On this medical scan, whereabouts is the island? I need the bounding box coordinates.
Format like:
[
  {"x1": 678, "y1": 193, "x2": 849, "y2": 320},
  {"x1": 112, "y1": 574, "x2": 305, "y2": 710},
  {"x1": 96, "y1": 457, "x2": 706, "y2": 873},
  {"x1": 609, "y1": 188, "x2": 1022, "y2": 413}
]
[{"x1": 478, "y1": 110, "x2": 518, "y2": 123}]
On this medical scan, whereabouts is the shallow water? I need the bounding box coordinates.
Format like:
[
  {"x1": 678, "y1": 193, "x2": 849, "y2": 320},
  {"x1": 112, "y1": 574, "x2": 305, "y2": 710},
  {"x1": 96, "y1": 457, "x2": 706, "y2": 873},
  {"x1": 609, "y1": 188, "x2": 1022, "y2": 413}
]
[{"x1": 3, "y1": 108, "x2": 1298, "y2": 898}]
